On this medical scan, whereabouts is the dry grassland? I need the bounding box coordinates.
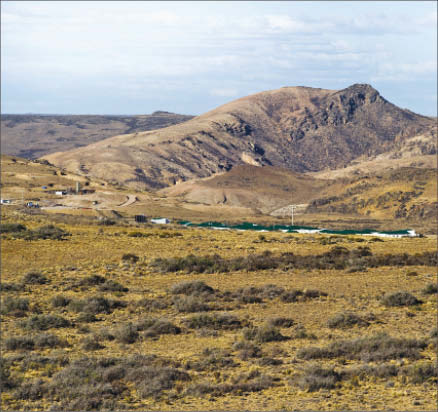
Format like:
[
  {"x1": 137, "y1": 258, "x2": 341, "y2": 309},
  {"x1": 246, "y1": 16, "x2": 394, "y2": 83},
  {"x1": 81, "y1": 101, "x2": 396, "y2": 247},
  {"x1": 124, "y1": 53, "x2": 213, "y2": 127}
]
[{"x1": 1, "y1": 211, "x2": 437, "y2": 411}]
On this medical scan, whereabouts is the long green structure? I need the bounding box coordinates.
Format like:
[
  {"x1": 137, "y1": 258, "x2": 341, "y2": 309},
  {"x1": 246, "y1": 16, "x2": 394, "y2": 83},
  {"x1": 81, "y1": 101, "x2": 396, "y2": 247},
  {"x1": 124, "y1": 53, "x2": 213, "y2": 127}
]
[{"x1": 178, "y1": 221, "x2": 416, "y2": 238}]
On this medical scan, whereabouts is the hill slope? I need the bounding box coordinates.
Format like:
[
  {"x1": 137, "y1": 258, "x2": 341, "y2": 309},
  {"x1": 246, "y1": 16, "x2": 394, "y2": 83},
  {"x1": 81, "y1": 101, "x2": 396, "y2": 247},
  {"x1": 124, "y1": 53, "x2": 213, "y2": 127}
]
[
  {"x1": 161, "y1": 165, "x2": 340, "y2": 213},
  {"x1": 1, "y1": 112, "x2": 193, "y2": 159},
  {"x1": 44, "y1": 84, "x2": 436, "y2": 189}
]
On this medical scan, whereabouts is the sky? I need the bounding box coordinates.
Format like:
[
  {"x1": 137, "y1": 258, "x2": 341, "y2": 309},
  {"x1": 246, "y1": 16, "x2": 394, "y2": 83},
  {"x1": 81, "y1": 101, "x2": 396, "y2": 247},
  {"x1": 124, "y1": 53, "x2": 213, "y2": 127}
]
[{"x1": 1, "y1": 1, "x2": 437, "y2": 116}]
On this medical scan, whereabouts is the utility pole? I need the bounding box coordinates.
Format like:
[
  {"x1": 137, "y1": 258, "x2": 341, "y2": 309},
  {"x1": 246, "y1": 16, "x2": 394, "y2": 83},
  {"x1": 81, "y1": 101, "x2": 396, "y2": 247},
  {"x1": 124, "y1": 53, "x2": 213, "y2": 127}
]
[{"x1": 289, "y1": 204, "x2": 297, "y2": 227}]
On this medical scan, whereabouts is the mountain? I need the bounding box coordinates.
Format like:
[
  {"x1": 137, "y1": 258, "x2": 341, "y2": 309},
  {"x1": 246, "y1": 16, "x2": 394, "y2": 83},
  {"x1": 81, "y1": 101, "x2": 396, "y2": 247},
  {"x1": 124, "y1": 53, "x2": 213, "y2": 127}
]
[
  {"x1": 43, "y1": 84, "x2": 436, "y2": 189},
  {"x1": 1, "y1": 112, "x2": 193, "y2": 159}
]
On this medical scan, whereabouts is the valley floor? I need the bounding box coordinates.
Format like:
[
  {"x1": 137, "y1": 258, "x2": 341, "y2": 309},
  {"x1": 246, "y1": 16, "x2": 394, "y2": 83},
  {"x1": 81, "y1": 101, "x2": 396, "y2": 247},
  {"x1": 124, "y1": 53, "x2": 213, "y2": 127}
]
[{"x1": 1, "y1": 210, "x2": 437, "y2": 411}]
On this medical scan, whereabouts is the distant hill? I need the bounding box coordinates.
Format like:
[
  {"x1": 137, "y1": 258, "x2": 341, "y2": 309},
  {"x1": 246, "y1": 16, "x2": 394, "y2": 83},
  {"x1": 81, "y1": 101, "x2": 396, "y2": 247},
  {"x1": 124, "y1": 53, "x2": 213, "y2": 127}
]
[
  {"x1": 1, "y1": 112, "x2": 193, "y2": 159},
  {"x1": 43, "y1": 84, "x2": 436, "y2": 189}
]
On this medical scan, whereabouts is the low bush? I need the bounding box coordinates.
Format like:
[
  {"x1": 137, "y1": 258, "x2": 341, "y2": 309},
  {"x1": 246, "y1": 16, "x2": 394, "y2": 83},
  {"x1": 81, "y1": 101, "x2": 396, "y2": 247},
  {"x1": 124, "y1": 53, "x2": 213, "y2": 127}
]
[
  {"x1": 170, "y1": 280, "x2": 215, "y2": 296},
  {"x1": 1, "y1": 297, "x2": 29, "y2": 316},
  {"x1": 280, "y1": 289, "x2": 303, "y2": 303},
  {"x1": 297, "y1": 333, "x2": 426, "y2": 361},
  {"x1": 186, "y1": 348, "x2": 237, "y2": 371},
  {"x1": 267, "y1": 317, "x2": 294, "y2": 328},
  {"x1": 51, "y1": 295, "x2": 71, "y2": 308},
  {"x1": 295, "y1": 364, "x2": 343, "y2": 391},
  {"x1": 327, "y1": 312, "x2": 369, "y2": 329},
  {"x1": 81, "y1": 335, "x2": 105, "y2": 351},
  {"x1": 22, "y1": 271, "x2": 48, "y2": 285},
  {"x1": 135, "y1": 297, "x2": 168, "y2": 311},
  {"x1": 78, "y1": 274, "x2": 106, "y2": 286},
  {"x1": 0, "y1": 358, "x2": 16, "y2": 390},
  {"x1": 5, "y1": 336, "x2": 35, "y2": 351},
  {"x1": 422, "y1": 283, "x2": 438, "y2": 295},
  {"x1": 13, "y1": 379, "x2": 47, "y2": 400},
  {"x1": 243, "y1": 325, "x2": 288, "y2": 343},
  {"x1": 143, "y1": 319, "x2": 181, "y2": 338},
  {"x1": 0, "y1": 282, "x2": 21, "y2": 292},
  {"x1": 76, "y1": 312, "x2": 98, "y2": 323},
  {"x1": 99, "y1": 280, "x2": 128, "y2": 292},
  {"x1": 233, "y1": 341, "x2": 262, "y2": 360},
  {"x1": 1, "y1": 223, "x2": 27, "y2": 233},
  {"x1": 381, "y1": 292, "x2": 422, "y2": 307},
  {"x1": 121, "y1": 253, "x2": 139, "y2": 264},
  {"x1": 172, "y1": 295, "x2": 211, "y2": 313},
  {"x1": 113, "y1": 323, "x2": 139, "y2": 344},
  {"x1": 150, "y1": 248, "x2": 438, "y2": 274},
  {"x1": 185, "y1": 370, "x2": 275, "y2": 397},
  {"x1": 19, "y1": 314, "x2": 71, "y2": 331},
  {"x1": 182, "y1": 313, "x2": 242, "y2": 330},
  {"x1": 15, "y1": 225, "x2": 70, "y2": 241},
  {"x1": 402, "y1": 362, "x2": 438, "y2": 384},
  {"x1": 292, "y1": 326, "x2": 317, "y2": 340},
  {"x1": 68, "y1": 296, "x2": 126, "y2": 314},
  {"x1": 34, "y1": 333, "x2": 69, "y2": 349}
]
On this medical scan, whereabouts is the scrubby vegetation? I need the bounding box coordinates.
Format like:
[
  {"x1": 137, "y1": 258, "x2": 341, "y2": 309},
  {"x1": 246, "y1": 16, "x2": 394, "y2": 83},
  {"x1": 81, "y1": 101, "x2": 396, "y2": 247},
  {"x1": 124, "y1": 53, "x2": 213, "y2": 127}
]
[
  {"x1": 297, "y1": 333, "x2": 427, "y2": 361},
  {"x1": 1, "y1": 215, "x2": 437, "y2": 410},
  {"x1": 150, "y1": 247, "x2": 437, "y2": 273}
]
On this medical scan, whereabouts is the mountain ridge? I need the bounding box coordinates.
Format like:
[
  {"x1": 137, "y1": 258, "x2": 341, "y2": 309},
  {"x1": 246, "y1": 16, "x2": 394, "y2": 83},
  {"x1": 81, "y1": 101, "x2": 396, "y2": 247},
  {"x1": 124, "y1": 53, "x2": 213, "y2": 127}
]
[{"x1": 43, "y1": 84, "x2": 436, "y2": 189}]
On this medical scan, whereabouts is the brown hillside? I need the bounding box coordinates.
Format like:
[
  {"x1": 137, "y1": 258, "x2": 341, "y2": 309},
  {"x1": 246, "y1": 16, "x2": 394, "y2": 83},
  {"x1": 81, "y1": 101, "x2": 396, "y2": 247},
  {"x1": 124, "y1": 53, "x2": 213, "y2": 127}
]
[
  {"x1": 161, "y1": 165, "x2": 339, "y2": 213},
  {"x1": 1, "y1": 112, "x2": 193, "y2": 159},
  {"x1": 44, "y1": 84, "x2": 436, "y2": 189}
]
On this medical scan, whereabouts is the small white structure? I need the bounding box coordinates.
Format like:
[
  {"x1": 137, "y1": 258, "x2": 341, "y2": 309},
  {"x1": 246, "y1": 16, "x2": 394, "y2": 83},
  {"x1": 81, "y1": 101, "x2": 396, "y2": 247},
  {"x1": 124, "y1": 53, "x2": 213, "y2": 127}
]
[
  {"x1": 151, "y1": 218, "x2": 170, "y2": 224},
  {"x1": 55, "y1": 191, "x2": 67, "y2": 196}
]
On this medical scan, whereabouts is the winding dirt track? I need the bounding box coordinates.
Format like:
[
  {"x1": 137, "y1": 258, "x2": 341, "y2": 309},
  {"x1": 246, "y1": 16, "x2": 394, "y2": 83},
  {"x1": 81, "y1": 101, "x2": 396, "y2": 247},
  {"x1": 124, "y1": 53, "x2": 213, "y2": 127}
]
[{"x1": 117, "y1": 195, "x2": 137, "y2": 207}]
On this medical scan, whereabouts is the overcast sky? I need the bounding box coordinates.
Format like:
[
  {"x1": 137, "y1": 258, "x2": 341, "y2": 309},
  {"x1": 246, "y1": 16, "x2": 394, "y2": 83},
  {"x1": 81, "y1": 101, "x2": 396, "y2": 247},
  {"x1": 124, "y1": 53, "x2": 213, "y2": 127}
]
[{"x1": 1, "y1": 1, "x2": 437, "y2": 115}]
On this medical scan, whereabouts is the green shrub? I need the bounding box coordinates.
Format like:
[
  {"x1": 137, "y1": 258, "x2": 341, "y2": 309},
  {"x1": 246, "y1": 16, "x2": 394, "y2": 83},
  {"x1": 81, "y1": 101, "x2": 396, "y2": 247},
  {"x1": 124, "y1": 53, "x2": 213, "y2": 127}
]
[
  {"x1": 172, "y1": 295, "x2": 211, "y2": 313},
  {"x1": 1, "y1": 296, "x2": 29, "y2": 315},
  {"x1": 99, "y1": 280, "x2": 128, "y2": 292},
  {"x1": 1, "y1": 223, "x2": 27, "y2": 233},
  {"x1": 327, "y1": 312, "x2": 369, "y2": 329},
  {"x1": 34, "y1": 333, "x2": 69, "y2": 348},
  {"x1": 295, "y1": 364, "x2": 343, "y2": 391},
  {"x1": 121, "y1": 253, "x2": 139, "y2": 263},
  {"x1": 182, "y1": 313, "x2": 242, "y2": 330},
  {"x1": 170, "y1": 280, "x2": 215, "y2": 296},
  {"x1": 76, "y1": 312, "x2": 98, "y2": 323},
  {"x1": 280, "y1": 289, "x2": 303, "y2": 302},
  {"x1": 143, "y1": 319, "x2": 181, "y2": 338},
  {"x1": 0, "y1": 282, "x2": 21, "y2": 292},
  {"x1": 78, "y1": 274, "x2": 106, "y2": 286},
  {"x1": 16, "y1": 225, "x2": 70, "y2": 240},
  {"x1": 135, "y1": 297, "x2": 168, "y2": 311},
  {"x1": 233, "y1": 341, "x2": 262, "y2": 360},
  {"x1": 381, "y1": 291, "x2": 422, "y2": 307},
  {"x1": 243, "y1": 325, "x2": 287, "y2": 343},
  {"x1": 113, "y1": 323, "x2": 139, "y2": 344},
  {"x1": 297, "y1": 333, "x2": 426, "y2": 361},
  {"x1": 19, "y1": 314, "x2": 70, "y2": 331},
  {"x1": 51, "y1": 295, "x2": 71, "y2": 308},
  {"x1": 5, "y1": 336, "x2": 35, "y2": 351},
  {"x1": 22, "y1": 271, "x2": 48, "y2": 285},
  {"x1": 68, "y1": 296, "x2": 126, "y2": 314},
  {"x1": 267, "y1": 317, "x2": 294, "y2": 328},
  {"x1": 81, "y1": 335, "x2": 105, "y2": 351},
  {"x1": 402, "y1": 362, "x2": 438, "y2": 384},
  {"x1": 422, "y1": 283, "x2": 438, "y2": 295}
]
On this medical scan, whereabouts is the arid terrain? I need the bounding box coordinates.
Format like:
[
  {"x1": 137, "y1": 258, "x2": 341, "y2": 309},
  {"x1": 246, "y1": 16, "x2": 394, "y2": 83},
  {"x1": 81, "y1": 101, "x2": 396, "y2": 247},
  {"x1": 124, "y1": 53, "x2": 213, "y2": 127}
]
[
  {"x1": 1, "y1": 112, "x2": 193, "y2": 159},
  {"x1": 1, "y1": 83, "x2": 437, "y2": 412},
  {"x1": 1, "y1": 205, "x2": 437, "y2": 411},
  {"x1": 43, "y1": 84, "x2": 436, "y2": 190}
]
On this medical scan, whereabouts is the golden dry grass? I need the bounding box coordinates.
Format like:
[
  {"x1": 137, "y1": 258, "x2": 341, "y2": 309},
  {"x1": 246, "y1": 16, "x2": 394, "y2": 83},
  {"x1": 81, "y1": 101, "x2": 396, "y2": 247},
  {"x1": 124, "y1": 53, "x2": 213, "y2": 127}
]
[{"x1": 1, "y1": 209, "x2": 437, "y2": 411}]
